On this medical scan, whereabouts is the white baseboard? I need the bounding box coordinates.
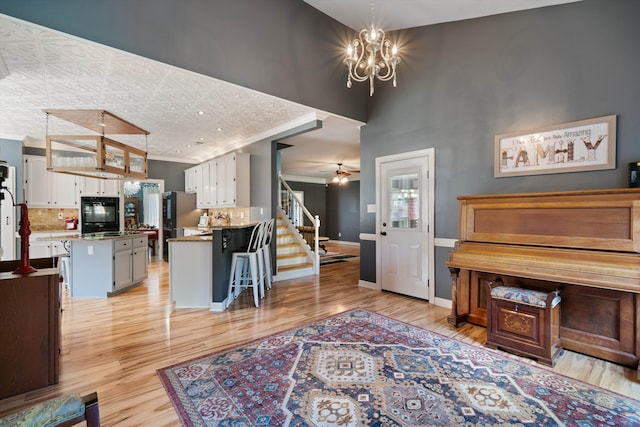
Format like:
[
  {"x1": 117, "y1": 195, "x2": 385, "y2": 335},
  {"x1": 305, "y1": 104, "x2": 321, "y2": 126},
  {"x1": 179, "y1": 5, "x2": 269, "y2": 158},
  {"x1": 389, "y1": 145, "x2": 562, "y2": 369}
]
[
  {"x1": 329, "y1": 240, "x2": 360, "y2": 246},
  {"x1": 434, "y1": 238, "x2": 457, "y2": 248},
  {"x1": 434, "y1": 297, "x2": 452, "y2": 309},
  {"x1": 358, "y1": 279, "x2": 379, "y2": 290},
  {"x1": 210, "y1": 301, "x2": 227, "y2": 312}
]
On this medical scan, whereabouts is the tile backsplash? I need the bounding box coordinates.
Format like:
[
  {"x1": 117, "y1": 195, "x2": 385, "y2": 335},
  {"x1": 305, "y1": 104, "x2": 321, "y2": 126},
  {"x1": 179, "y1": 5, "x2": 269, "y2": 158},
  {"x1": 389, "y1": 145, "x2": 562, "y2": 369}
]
[
  {"x1": 28, "y1": 208, "x2": 80, "y2": 232},
  {"x1": 205, "y1": 207, "x2": 250, "y2": 226}
]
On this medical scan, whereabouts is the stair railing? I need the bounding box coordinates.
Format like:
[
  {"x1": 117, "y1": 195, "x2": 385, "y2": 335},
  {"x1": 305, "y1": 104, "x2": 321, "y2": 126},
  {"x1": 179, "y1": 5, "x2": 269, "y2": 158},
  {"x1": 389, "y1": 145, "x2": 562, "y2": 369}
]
[{"x1": 279, "y1": 175, "x2": 320, "y2": 273}]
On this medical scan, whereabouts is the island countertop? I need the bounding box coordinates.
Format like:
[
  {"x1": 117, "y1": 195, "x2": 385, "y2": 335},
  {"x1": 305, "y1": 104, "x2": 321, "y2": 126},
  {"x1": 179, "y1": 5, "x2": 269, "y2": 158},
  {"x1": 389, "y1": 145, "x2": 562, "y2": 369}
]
[
  {"x1": 35, "y1": 231, "x2": 157, "y2": 241},
  {"x1": 168, "y1": 235, "x2": 212, "y2": 242}
]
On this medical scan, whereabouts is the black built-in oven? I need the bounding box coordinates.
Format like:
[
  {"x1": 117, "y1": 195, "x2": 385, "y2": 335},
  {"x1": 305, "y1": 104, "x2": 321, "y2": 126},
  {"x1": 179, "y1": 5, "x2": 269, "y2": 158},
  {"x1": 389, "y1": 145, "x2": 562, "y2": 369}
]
[{"x1": 80, "y1": 197, "x2": 120, "y2": 234}]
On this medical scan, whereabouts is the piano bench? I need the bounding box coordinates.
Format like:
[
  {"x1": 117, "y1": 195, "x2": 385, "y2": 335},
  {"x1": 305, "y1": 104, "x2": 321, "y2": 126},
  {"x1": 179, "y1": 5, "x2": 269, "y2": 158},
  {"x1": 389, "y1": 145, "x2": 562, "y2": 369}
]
[{"x1": 485, "y1": 284, "x2": 562, "y2": 366}]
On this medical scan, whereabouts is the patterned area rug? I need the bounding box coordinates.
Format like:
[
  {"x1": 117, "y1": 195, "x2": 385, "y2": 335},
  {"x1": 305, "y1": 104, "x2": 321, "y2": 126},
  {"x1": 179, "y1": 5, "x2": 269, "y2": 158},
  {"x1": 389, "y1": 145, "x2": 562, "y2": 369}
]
[
  {"x1": 319, "y1": 253, "x2": 356, "y2": 266},
  {"x1": 157, "y1": 308, "x2": 640, "y2": 426}
]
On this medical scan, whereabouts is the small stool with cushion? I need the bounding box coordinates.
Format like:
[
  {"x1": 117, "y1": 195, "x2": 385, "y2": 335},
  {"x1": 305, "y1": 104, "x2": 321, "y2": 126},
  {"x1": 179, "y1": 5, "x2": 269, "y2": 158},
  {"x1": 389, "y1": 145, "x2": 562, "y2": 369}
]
[
  {"x1": 0, "y1": 392, "x2": 99, "y2": 427},
  {"x1": 485, "y1": 278, "x2": 562, "y2": 366}
]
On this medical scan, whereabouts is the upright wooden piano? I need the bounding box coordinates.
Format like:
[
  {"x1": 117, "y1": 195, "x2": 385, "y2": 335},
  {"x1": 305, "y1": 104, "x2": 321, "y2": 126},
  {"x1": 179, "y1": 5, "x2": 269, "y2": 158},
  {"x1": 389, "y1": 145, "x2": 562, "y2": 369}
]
[{"x1": 446, "y1": 188, "x2": 640, "y2": 378}]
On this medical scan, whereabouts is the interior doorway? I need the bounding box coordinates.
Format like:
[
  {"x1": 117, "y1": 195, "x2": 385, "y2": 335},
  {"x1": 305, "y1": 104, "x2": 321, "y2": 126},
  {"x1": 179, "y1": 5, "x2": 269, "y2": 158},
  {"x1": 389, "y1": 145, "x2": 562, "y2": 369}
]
[
  {"x1": 122, "y1": 179, "x2": 164, "y2": 259},
  {"x1": 375, "y1": 148, "x2": 435, "y2": 301}
]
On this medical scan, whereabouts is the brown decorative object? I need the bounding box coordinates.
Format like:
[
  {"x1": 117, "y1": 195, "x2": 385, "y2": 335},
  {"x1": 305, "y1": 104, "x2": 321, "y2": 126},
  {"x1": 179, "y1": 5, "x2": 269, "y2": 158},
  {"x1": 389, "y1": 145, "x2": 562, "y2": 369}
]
[
  {"x1": 43, "y1": 109, "x2": 148, "y2": 180},
  {"x1": 14, "y1": 203, "x2": 36, "y2": 274},
  {"x1": 484, "y1": 278, "x2": 562, "y2": 366},
  {"x1": 0, "y1": 259, "x2": 60, "y2": 399},
  {"x1": 446, "y1": 188, "x2": 640, "y2": 378}
]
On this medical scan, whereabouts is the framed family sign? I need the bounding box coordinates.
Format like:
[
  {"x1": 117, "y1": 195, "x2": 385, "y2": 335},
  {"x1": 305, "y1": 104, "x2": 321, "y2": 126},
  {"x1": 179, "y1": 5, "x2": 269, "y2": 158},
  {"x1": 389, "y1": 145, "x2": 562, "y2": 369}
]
[{"x1": 494, "y1": 114, "x2": 617, "y2": 178}]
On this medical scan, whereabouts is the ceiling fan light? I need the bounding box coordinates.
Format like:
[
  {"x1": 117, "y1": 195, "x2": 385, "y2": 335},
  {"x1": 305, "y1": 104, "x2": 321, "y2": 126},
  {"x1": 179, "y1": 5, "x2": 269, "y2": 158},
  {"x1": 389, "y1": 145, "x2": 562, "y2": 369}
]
[
  {"x1": 333, "y1": 176, "x2": 340, "y2": 183},
  {"x1": 340, "y1": 176, "x2": 348, "y2": 184}
]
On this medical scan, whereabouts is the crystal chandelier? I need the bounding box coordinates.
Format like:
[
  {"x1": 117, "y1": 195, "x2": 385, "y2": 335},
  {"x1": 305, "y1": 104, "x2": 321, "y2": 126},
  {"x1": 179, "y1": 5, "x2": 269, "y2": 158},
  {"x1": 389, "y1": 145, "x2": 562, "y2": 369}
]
[
  {"x1": 123, "y1": 181, "x2": 141, "y2": 197},
  {"x1": 344, "y1": 0, "x2": 401, "y2": 96}
]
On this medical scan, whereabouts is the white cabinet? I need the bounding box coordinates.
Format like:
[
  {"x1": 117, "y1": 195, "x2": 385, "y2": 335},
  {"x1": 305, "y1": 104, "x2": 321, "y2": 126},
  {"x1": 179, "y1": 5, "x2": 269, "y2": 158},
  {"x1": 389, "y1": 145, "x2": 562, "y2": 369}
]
[
  {"x1": 70, "y1": 234, "x2": 148, "y2": 297},
  {"x1": 114, "y1": 240, "x2": 133, "y2": 290},
  {"x1": 185, "y1": 165, "x2": 199, "y2": 193},
  {"x1": 197, "y1": 161, "x2": 216, "y2": 209},
  {"x1": 24, "y1": 155, "x2": 79, "y2": 208},
  {"x1": 132, "y1": 236, "x2": 148, "y2": 283},
  {"x1": 78, "y1": 176, "x2": 121, "y2": 197},
  {"x1": 216, "y1": 152, "x2": 250, "y2": 207},
  {"x1": 29, "y1": 232, "x2": 74, "y2": 259},
  {"x1": 194, "y1": 153, "x2": 250, "y2": 208}
]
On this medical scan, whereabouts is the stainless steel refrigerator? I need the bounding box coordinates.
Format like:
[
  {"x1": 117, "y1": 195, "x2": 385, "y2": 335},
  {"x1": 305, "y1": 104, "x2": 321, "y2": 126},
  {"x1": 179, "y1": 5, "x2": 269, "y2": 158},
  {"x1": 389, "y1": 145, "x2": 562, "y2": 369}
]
[{"x1": 162, "y1": 191, "x2": 199, "y2": 261}]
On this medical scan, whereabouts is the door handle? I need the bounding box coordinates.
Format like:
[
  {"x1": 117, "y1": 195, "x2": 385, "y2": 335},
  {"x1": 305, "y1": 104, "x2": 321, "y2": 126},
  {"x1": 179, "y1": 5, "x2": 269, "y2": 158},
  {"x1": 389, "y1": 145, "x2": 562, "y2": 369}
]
[{"x1": 380, "y1": 231, "x2": 387, "y2": 236}]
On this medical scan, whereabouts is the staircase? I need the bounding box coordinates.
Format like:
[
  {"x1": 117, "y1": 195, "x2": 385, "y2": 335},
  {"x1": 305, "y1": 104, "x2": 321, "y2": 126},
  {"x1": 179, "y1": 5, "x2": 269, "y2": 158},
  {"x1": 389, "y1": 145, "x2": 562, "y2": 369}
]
[{"x1": 274, "y1": 213, "x2": 314, "y2": 281}]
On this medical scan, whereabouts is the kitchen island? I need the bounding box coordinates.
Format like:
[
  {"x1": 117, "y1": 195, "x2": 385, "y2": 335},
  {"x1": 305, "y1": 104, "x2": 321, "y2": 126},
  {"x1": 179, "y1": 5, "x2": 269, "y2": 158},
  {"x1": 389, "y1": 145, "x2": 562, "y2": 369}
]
[
  {"x1": 168, "y1": 224, "x2": 255, "y2": 310},
  {"x1": 68, "y1": 232, "x2": 149, "y2": 297}
]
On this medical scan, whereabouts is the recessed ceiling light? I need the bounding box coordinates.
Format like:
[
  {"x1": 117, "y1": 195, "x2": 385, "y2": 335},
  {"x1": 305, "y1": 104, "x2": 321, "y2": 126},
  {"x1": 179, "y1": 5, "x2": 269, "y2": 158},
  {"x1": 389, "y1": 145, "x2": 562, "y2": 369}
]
[
  {"x1": 199, "y1": 137, "x2": 205, "y2": 141},
  {"x1": 186, "y1": 144, "x2": 192, "y2": 148},
  {"x1": 197, "y1": 111, "x2": 205, "y2": 115},
  {"x1": 217, "y1": 127, "x2": 223, "y2": 132}
]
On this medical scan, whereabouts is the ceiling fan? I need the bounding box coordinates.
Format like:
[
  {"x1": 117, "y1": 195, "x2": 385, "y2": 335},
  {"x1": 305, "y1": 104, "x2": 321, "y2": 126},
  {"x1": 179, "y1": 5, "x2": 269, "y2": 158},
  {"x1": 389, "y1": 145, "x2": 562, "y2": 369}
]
[{"x1": 332, "y1": 163, "x2": 360, "y2": 185}]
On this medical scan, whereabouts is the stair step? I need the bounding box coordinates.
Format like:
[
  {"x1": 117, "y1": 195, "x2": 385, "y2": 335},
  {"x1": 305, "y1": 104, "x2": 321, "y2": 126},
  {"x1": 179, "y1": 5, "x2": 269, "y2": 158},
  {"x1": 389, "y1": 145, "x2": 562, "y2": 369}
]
[
  {"x1": 277, "y1": 252, "x2": 307, "y2": 260},
  {"x1": 277, "y1": 243, "x2": 303, "y2": 255},
  {"x1": 277, "y1": 263, "x2": 313, "y2": 273}
]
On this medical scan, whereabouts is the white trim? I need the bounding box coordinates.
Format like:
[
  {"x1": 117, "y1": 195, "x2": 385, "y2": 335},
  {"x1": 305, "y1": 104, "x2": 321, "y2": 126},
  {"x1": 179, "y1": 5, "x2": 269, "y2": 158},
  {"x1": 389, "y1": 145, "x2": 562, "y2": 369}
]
[
  {"x1": 280, "y1": 174, "x2": 327, "y2": 184},
  {"x1": 210, "y1": 301, "x2": 227, "y2": 312},
  {"x1": 375, "y1": 148, "x2": 436, "y2": 303},
  {"x1": 359, "y1": 233, "x2": 376, "y2": 241},
  {"x1": 358, "y1": 279, "x2": 379, "y2": 290},
  {"x1": 434, "y1": 297, "x2": 452, "y2": 309},
  {"x1": 330, "y1": 240, "x2": 360, "y2": 246},
  {"x1": 434, "y1": 238, "x2": 457, "y2": 248}
]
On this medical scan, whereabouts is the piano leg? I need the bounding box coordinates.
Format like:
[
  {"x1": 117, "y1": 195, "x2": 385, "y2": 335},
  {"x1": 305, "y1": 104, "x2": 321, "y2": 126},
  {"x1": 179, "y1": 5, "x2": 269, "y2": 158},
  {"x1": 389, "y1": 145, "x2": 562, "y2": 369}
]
[{"x1": 448, "y1": 267, "x2": 469, "y2": 327}]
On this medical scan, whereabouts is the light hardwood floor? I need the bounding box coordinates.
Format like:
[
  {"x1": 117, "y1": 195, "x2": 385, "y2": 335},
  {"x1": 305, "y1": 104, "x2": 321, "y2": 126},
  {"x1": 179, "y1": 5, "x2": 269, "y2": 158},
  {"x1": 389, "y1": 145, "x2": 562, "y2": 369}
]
[{"x1": 1, "y1": 241, "x2": 638, "y2": 425}]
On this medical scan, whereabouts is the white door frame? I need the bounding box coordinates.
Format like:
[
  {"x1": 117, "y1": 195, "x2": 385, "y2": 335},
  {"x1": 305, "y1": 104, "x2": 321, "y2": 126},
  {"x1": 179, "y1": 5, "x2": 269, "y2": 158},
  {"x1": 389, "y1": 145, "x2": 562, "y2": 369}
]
[{"x1": 375, "y1": 148, "x2": 435, "y2": 303}]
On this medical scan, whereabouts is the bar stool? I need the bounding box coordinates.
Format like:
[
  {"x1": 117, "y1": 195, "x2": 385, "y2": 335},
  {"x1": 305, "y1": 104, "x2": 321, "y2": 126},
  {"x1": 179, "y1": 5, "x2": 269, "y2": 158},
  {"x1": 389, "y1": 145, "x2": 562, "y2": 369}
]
[
  {"x1": 260, "y1": 218, "x2": 275, "y2": 291},
  {"x1": 226, "y1": 221, "x2": 265, "y2": 308}
]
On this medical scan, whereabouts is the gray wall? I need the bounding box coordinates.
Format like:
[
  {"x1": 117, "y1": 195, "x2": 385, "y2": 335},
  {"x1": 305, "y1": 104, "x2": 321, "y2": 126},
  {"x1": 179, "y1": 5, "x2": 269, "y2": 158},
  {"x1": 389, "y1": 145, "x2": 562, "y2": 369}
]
[
  {"x1": 148, "y1": 160, "x2": 192, "y2": 192},
  {"x1": 0, "y1": 0, "x2": 366, "y2": 122},
  {"x1": 286, "y1": 180, "x2": 361, "y2": 242},
  {"x1": 326, "y1": 181, "x2": 360, "y2": 242},
  {"x1": 287, "y1": 181, "x2": 327, "y2": 236},
  {"x1": 360, "y1": 0, "x2": 640, "y2": 299}
]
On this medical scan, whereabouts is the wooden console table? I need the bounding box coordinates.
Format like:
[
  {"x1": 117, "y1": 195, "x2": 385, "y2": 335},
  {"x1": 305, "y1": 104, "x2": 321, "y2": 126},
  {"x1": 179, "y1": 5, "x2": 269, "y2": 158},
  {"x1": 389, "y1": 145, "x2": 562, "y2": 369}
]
[{"x1": 446, "y1": 188, "x2": 640, "y2": 379}]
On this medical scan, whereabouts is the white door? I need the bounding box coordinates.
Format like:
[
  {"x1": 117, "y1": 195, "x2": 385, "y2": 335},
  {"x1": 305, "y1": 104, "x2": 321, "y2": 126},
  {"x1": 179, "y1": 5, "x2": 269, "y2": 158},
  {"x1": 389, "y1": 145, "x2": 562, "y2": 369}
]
[{"x1": 377, "y1": 149, "x2": 434, "y2": 300}]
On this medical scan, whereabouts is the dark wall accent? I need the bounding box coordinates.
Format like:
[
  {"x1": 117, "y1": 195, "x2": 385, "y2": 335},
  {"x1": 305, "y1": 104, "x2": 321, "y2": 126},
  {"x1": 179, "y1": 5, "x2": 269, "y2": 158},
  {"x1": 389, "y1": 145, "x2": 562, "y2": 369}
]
[
  {"x1": 287, "y1": 181, "x2": 327, "y2": 236},
  {"x1": 360, "y1": 0, "x2": 640, "y2": 299},
  {"x1": 286, "y1": 180, "x2": 361, "y2": 242},
  {"x1": 359, "y1": 240, "x2": 376, "y2": 283},
  {"x1": 0, "y1": 0, "x2": 366, "y2": 122},
  {"x1": 148, "y1": 159, "x2": 192, "y2": 192},
  {"x1": 326, "y1": 181, "x2": 360, "y2": 242}
]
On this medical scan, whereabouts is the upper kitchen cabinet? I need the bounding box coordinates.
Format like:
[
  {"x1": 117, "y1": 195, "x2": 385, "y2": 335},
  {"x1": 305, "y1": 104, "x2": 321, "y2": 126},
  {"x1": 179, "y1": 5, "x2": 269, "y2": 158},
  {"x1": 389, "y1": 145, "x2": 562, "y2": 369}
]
[
  {"x1": 197, "y1": 161, "x2": 215, "y2": 209},
  {"x1": 215, "y1": 152, "x2": 250, "y2": 208},
  {"x1": 185, "y1": 165, "x2": 199, "y2": 194},
  {"x1": 193, "y1": 152, "x2": 250, "y2": 209},
  {"x1": 24, "y1": 155, "x2": 79, "y2": 208},
  {"x1": 78, "y1": 176, "x2": 121, "y2": 197}
]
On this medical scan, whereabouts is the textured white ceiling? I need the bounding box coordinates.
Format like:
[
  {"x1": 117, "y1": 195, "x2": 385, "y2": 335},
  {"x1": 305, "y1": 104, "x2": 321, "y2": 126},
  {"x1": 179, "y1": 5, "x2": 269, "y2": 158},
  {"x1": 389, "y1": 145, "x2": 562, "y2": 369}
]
[
  {"x1": 302, "y1": 0, "x2": 582, "y2": 31},
  {"x1": 0, "y1": 1, "x2": 581, "y2": 180},
  {"x1": 0, "y1": 15, "x2": 336, "y2": 168}
]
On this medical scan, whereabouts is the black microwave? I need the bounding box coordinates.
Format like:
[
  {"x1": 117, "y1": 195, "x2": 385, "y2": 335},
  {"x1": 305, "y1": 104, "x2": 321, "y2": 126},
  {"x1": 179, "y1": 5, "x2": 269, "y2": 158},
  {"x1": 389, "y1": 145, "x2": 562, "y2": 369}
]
[{"x1": 81, "y1": 197, "x2": 120, "y2": 233}]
